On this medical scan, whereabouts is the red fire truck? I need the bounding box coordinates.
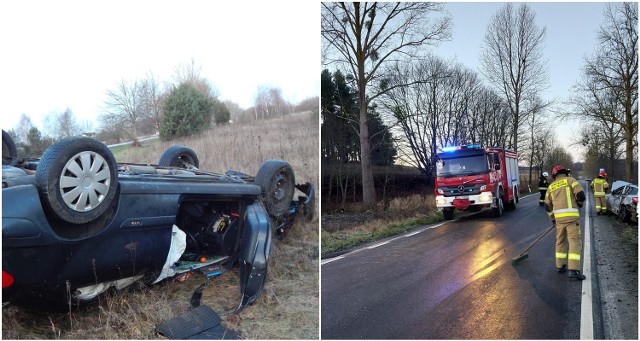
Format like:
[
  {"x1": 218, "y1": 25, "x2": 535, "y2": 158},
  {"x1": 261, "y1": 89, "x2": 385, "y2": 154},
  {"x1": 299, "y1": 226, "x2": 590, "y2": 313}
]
[{"x1": 434, "y1": 144, "x2": 520, "y2": 220}]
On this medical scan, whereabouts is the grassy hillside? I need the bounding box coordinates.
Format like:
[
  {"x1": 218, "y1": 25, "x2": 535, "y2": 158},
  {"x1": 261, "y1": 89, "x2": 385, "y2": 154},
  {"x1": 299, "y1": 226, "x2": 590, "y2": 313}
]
[{"x1": 2, "y1": 112, "x2": 319, "y2": 339}]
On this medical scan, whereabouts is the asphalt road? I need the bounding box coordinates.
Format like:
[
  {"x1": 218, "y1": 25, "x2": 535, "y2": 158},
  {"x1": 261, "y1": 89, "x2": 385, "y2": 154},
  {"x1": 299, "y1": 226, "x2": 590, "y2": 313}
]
[{"x1": 321, "y1": 188, "x2": 598, "y2": 339}]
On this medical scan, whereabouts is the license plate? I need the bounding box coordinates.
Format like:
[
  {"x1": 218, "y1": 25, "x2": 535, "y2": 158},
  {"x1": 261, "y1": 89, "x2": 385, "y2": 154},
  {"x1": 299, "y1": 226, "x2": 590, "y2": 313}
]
[{"x1": 455, "y1": 196, "x2": 469, "y2": 200}]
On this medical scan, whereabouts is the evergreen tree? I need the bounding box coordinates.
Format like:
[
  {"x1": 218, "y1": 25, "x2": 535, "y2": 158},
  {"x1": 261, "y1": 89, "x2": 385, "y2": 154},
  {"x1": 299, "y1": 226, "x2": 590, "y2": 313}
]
[
  {"x1": 160, "y1": 82, "x2": 214, "y2": 140},
  {"x1": 321, "y1": 69, "x2": 359, "y2": 163},
  {"x1": 368, "y1": 108, "x2": 396, "y2": 166}
]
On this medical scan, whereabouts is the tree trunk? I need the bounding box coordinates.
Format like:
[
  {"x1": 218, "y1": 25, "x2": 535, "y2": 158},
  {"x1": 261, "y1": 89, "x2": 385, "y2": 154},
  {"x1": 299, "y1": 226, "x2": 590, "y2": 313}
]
[
  {"x1": 360, "y1": 103, "x2": 376, "y2": 207},
  {"x1": 625, "y1": 116, "x2": 633, "y2": 181}
]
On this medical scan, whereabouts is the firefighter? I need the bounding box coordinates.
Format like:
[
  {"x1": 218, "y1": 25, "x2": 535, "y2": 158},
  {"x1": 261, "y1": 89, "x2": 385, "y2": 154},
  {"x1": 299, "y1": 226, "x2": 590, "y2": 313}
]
[
  {"x1": 545, "y1": 165, "x2": 587, "y2": 280},
  {"x1": 591, "y1": 171, "x2": 609, "y2": 215},
  {"x1": 538, "y1": 172, "x2": 549, "y2": 206}
]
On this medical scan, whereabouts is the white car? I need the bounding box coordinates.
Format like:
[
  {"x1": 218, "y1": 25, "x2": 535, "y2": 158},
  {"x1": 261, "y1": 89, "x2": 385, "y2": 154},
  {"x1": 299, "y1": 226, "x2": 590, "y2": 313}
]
[{"x1": 605, "y1": 181, "x2": 638, "y2": 222}]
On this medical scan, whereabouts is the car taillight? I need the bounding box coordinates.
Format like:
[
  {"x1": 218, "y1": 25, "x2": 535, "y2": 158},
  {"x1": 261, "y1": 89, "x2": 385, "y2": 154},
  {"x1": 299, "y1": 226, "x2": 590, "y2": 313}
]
[
  {"x1": 633, "y1": 197, "x2": 638, "y2": 204},
  {"x1": 2, "y1": 270, "x2": 14, "y2": 288}
]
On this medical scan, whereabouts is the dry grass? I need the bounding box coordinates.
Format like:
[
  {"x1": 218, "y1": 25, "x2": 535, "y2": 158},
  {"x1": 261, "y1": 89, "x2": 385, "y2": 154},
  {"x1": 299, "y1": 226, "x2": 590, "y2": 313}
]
[
  {"x1": 2, "y1": 112, "x2": 319, "y2": 339},
  {"x1": 321, "y1": 194, "x2": 443, "y2": 255}
]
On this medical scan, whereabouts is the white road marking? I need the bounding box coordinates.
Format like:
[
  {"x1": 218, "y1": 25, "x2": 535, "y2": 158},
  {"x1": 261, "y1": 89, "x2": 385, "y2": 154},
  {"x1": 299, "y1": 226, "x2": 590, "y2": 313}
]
[
  {"x1": 367, "y1": 241, "x2": 390, "y2": 249},
  {"x1": 405, "y1": 230, "x2": 423, "y2": 237},
  {"x1": 580, "y1": 191, "x2": 594, "y2": 339},
  {"x1": 321, "y1": 256, "x2": 344, "y2": 265}
]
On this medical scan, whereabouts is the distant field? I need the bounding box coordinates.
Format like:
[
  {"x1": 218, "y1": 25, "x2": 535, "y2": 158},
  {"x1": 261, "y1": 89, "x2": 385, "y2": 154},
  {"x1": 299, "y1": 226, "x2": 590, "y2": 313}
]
[{"x1": 2, "y1": 111, "x2": 319, "y2": 339}]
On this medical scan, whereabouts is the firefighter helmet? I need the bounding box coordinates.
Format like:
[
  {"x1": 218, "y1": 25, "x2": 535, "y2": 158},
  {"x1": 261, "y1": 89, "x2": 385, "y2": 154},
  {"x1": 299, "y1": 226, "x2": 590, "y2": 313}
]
[
  {"x1": 542, "y1": 171, "x2": 549, "y2": 177},
  {"x1": 599, "y1": 171, "x2": 607, "y2": 178},
  {"x1": 552, "y1": 165, "x2": 566, "y2": 177}
]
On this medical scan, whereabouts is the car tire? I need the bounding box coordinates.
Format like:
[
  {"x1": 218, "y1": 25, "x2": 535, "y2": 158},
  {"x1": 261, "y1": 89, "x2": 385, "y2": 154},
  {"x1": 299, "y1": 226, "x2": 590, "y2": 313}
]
[
  {"x1": 2, "y1": 129, "x2": 17, "y2": 165},
  {"x1": 158, "y1": 146, "x2": 200, "y2": 169},
  {"x1": 35, "y1": 137, "x2": 118, "y2": 224},
  {"x1": 618, "y1": 205, "x2": 630, "y2": 222},
  {"x1": 254, "y1": 160, "x2": 295, "y2": 219}
]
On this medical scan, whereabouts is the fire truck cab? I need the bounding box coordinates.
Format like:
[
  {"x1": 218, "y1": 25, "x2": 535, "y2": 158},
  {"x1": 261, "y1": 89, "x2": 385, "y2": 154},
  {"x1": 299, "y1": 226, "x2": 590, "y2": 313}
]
[{"x1": 435, "y1": 144, "x2": 520, "y2": 220}]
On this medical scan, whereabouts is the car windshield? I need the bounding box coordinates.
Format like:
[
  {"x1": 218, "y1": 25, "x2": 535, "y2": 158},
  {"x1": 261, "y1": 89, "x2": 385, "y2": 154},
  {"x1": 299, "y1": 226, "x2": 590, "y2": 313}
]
[
  {"x1": 437, "y1": 154, "x2": 489, "y2": 177},
  {"x1": 628, "y1": 187, "x2": 638, "y2": 196}
]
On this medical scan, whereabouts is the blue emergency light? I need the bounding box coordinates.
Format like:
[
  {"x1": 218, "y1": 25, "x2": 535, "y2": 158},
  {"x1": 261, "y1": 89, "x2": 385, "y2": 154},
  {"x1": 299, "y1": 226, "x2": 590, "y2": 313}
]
[{"x1": 440, "y1": 144, "x2": 482, "y2": 153}]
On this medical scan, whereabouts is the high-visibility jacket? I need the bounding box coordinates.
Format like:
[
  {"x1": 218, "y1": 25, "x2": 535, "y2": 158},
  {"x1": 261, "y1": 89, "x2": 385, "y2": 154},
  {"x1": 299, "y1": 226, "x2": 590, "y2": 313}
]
[
  {"x1": 545, "y1": 174, "x2": 585, "y2": 223},
  {"x1": 538, "y1": 176, "x2": 549, "y2": 191},
  {"x1": 591, "y1": 177, "x2": 609, "y2": 197}
]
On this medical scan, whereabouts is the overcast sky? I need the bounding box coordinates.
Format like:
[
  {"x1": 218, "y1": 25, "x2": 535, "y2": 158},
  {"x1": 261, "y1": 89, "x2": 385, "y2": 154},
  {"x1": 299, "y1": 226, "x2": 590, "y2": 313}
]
[
  {"x1": 0, "y1": 2, "x2": 615, "y2": 164},
  {"x1": 438, "y1": 2, "x2": 608, "y2": 163},
  {"x1": 0, "y1": 0, "x2": 319, "y2": 133}
]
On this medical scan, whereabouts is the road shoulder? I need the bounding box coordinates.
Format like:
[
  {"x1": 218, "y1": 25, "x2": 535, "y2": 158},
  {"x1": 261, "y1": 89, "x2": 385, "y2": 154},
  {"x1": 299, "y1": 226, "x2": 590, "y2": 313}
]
[{"x1": 592, "y1": 214, "x2": 638, "y2": 339}]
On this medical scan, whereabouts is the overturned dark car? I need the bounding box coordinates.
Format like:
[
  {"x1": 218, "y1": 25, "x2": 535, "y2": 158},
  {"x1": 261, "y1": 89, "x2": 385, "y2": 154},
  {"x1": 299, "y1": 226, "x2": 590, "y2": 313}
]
[{"x1": 1, "y1": 131, "x2": 314, "y2": 310}]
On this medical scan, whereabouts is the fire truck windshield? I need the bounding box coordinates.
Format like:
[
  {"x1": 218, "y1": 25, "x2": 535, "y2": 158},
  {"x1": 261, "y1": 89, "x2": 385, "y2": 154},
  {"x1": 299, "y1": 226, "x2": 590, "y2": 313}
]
[{"x1": 437, "y1": 154, "x2": 489, "y2": 177}]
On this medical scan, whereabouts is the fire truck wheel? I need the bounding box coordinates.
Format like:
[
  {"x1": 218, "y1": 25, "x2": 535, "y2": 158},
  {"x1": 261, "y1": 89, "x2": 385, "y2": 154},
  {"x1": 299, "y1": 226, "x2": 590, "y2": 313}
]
[
  {"x1": 443, "y1": 208, "x2": 454, "y2": 220},
  {"x1": 493, "y1": 191, "x2": 504, "y2": 217}
]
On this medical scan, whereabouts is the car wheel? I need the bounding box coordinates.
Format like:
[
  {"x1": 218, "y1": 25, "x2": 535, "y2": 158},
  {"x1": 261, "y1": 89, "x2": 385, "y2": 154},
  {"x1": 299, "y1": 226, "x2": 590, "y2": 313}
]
[
  {"x1": 35, "y1": 137, "x2": 118, "y2": 224},
  {"x1": 254, "y1": 160, "x2": 295, "y2": 219},
  {"x1": 618, "y1": 205, "x2": 629, "y2": 222},
  {"x1": 2, "y1": 130, "x2": 17, "y2": 165},
  {"x1": 158, "y1": 146, "x2": 200, "y2": 169}
]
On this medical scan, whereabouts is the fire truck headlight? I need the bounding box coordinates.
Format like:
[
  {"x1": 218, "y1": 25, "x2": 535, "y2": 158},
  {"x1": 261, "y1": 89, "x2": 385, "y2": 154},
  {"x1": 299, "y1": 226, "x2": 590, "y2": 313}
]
[
  {"x1": 437, "y1": 188, "x2": 444, "y2": 195},
  {"x1": 478, "y1": 192, "x2": 492, "y2": 203},
  {"x1": 480, "y1": 185, "x2": 486, "y2": 191},
  {"x1": 436, "y1": 196, "x2": 446, "y2": 205}
]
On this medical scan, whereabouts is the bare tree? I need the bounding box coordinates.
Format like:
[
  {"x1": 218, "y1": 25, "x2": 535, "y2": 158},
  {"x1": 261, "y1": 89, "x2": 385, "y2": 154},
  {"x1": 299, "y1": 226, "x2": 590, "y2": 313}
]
[
  {"x1": 322, "y1": 2, "x2": 451, "y2": 206},
  {"x1": 103, "y1": 79, "x2": 145, "y2": 146},
  {"x1": 44, "y1": 108, "x2": 80, "y2": 139},
  {"x1": 15, "y1": 114, "x2": 34, "y2": 145},
  {"x1": 545, "y1": 146, "x2": 574, "y2": 172},
  {"x1": 172, "y1": 58, "x2": 219, "y2": 98},
  {"x1": 254, "y1": 85, "x2": 288, "y2": 119},
  {"x1": 480, "y1": 3, "x2": 550, "y2": 152},
  {"x1": 580, "y1": 2, "x2": 638, "y2": 181},
  {"x1": 140, "y1": 72, "x2": 165, "y2": 133}
]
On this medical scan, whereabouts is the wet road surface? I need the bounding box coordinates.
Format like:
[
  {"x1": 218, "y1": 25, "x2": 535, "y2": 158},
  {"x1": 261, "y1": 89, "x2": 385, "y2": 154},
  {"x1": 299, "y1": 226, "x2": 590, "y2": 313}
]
[{"x1": 321, "y1": 193, "x2": 592, "y2": 339}]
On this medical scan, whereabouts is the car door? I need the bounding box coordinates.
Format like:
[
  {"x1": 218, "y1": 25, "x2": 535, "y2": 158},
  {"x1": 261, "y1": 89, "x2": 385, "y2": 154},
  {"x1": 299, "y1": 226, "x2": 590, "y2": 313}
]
[{"x1": 239, "y1": 202, "x2": 272, "y2": 309}]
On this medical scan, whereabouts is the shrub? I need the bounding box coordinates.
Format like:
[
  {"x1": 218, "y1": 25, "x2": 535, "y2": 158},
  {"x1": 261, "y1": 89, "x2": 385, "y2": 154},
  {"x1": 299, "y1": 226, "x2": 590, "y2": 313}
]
[{"x1": 160, "y1": 83, "x2": 213, "y2": 140}]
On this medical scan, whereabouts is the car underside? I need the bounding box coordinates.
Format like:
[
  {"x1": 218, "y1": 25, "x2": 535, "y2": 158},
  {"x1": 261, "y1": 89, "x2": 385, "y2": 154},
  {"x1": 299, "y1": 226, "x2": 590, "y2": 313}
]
[{"x1": 2, "y1": 133, "x2": 313, "y2": 311}]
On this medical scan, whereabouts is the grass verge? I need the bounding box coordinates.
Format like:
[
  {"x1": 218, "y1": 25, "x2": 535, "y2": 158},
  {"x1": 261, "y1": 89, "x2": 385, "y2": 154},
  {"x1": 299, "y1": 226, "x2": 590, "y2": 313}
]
[
  {"x1": 321, "y1": 213, "x2": 443, "y2": 255},
  {"x1": 321, "y1": 194, "x2": 446, "y2": 256}
]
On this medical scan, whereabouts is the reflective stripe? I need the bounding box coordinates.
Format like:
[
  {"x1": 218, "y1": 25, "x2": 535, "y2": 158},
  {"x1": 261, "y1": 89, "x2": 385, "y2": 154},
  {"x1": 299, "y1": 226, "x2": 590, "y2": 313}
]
[
  {"x1": 556, "y1": 252, "x2": 568, "y2": 258},
  {"x1": 547, "y1": 211, "x2": 554, "y2": 217},
  {"x1": 594, "y1": 191, "x2": 605, "y2": 196},
  {"x1": 568, "y1": 253, "x2": 581, "y2": 261},
  {"x1": 554, "y1": 208, "x2": 579, "y2": 213},
  {"x1": 555, "y1": 212, "x2": 580, "y2": 218},
  {"x1": 595, "y1": 205, "x2": 601, "y2": 209},
  {"x1": 539, "y1": 187, "x2": 548, "y2": 190},
  {"x1": 554, "y1": 208, "x2": 580, "y2": 218},
  {"x1": 566, "y1": 187, "x2": 572, "y2": 209}
]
